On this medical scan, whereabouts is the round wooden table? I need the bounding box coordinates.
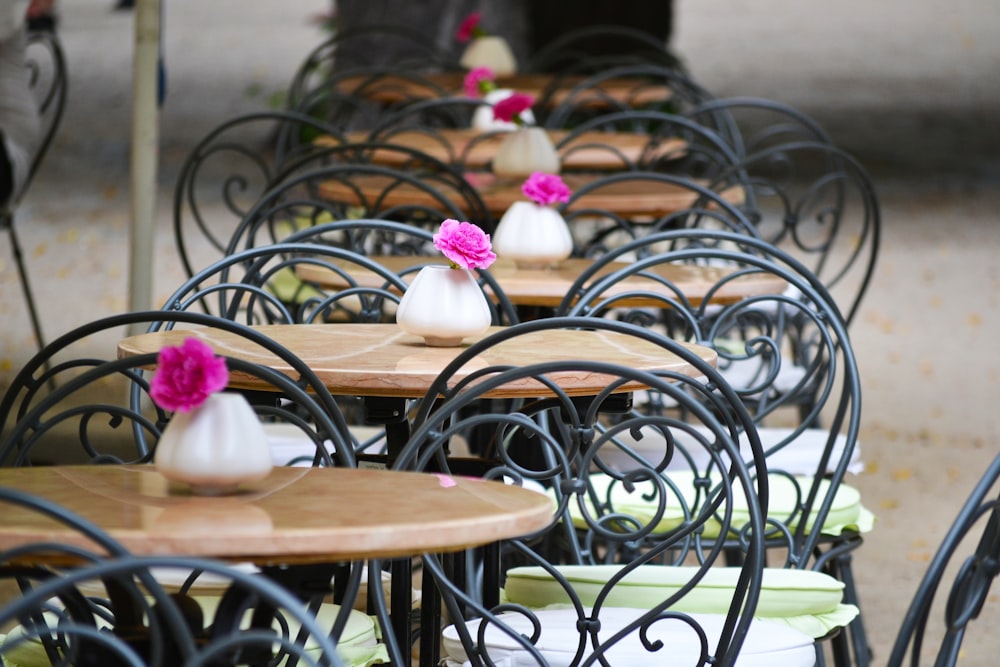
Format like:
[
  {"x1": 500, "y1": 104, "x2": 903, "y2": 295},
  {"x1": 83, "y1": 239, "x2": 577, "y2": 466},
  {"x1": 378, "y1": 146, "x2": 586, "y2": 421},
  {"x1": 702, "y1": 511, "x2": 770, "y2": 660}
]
[
  {"x1": 117, "y1": 323, "x2": 716, "y2": 399},
  {"x1": 0, "y1": 465, "x2": 552, "y2": 564}
]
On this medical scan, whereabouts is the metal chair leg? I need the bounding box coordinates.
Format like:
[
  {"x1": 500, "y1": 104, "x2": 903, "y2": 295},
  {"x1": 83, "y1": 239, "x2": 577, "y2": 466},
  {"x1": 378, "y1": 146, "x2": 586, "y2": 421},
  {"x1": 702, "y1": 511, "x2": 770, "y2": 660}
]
[{"x1": 7, "y1": 216, "x2": 46, "y2": 353}]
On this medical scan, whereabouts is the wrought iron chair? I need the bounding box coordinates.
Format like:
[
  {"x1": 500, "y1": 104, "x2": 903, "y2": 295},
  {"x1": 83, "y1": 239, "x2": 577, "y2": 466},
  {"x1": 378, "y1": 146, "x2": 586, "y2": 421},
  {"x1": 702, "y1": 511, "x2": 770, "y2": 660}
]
[
  {"x1": 1, "y1": 25, "x2": 68, "y2": 355},
  {"x1": 286, "y1": 24, "x2": 459, "y2": 114},
  {"x1": 290, "y1": 66, "x2": 457, "y2": 136},
  {"x1": 172, "y1": 109, "x2": 347, "y2": 281},
  {"x1": 554, "y1": 108, "x2": 742, "y2": 177},
  {"x1": 224, "y1": 146, "x2": 493, "y2": 249},
  {"x1": 541, "y1": 63, "x2": 715, "y2": 130},
  {"x1": 716, "y1": 141, "x2": 881, "y2": 328},
  {"x1": 0, "y1": 310, "x2": 356, "y2": 468},
  {"x1": 275, "y1": 219, "x2": 519, "y2": 326},
  {"x1": 558, "y1": 170, "x2": 756, "y2": 259},
  {"x1": 684, "y1": 96, "x2": 833, "y2": 159},
  {"x1": 557, "y1": 230, "x2": 869, "y2": 665},
  {"x1": 885, "y1": 450, "x2": 1000, "y2": 667},
  {"x1": 0, "y1": 487, "x2": 356, "y2": 667},
  {"x1": 393, "y1": 317, "x2": 823, "y2": 666}
]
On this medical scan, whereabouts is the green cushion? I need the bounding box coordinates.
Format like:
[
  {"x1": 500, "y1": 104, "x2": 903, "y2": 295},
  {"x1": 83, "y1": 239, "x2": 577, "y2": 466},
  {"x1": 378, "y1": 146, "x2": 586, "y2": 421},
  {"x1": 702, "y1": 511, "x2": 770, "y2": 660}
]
[
  {"x1": 561, "y1": 471, "x2": 873, "y2": 538},
  {"x1": 504, "y1": 564, "x2": 859, "y2": 638}
]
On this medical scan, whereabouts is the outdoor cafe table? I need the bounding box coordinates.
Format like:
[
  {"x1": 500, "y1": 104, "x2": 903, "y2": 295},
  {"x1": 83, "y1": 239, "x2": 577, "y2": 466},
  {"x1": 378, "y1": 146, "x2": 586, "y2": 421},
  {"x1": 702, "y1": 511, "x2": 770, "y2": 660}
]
[
  {"x1": 117, "y1": 323, "x2": 716, "y2": 461},
  {"x1": 0, "y1": 464, "x2": 553, "y2": 664},
  {"x1": 333, "y1": 71, "x2": 673, "y2": 108},
  {"x1": 317, "y1": 171, "x2": 745, "y2": 219},
  {"x1": 295, "y1": 256, "x2": 787, "y2": 309},
  {"x1": 320, "y1": 128, "x2": 686, "y2": 171}
]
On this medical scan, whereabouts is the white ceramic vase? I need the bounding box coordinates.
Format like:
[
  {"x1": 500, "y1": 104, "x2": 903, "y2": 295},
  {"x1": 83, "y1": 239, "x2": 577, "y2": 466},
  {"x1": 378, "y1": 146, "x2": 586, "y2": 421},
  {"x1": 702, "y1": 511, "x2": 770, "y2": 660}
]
[
  {"x1": 472, "y1": 89, "x2": 537, "y2": 132},
  {"x1": 493, "y1": 201, "x2": 574, "y2": 269},
  {"x1": 154, "y1": 392, "x2": 274, "y2": 495},
  {"x1": 459, "y1": 35, "x2": 517, "y2": 76},
  {"x1": 395, "y1": 265, "x2": 492, "y2": 346},
  {"x1": 492, "y1": 126, "x2": 561, "y2": 178}
]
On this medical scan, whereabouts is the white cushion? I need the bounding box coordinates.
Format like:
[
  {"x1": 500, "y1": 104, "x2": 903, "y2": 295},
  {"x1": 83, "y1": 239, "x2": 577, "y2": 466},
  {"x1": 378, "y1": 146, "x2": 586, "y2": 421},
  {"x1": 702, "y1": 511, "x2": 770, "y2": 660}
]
[
  {"x1": 604, "y1": 423, "x2": 864, "y2": 477},
  {"x1": 441, "y1": 608, "x2": 816, "y2": 667}
]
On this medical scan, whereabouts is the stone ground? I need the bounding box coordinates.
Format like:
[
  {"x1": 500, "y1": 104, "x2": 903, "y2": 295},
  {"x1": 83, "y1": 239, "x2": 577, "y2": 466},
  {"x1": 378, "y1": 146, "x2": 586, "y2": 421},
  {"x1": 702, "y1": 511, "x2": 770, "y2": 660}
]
[{"x1": 2, "y1": 0, "x2": 1000, "y2": 664}]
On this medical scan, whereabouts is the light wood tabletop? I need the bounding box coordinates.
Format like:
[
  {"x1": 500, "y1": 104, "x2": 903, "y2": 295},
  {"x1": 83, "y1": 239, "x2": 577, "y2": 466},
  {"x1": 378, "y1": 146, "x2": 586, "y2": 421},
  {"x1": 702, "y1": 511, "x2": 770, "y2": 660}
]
[
  {"x1": 296, "y1": 256, "x2": 787, "y2": 309},
  {"x1": 323, "y1": 128, "x2": 686, "y2": 171},
  {"x1": 117, "y1": 323, "x2": 716, "y2": 399},
  {"x1": 334, "y1": 71, "x2": 673, "y2": 108},
  {"x1": 318, "y1": 171, "x2": 744, "y2": 219},
  {"x1": 0, "y1": 465, "x2": 554, "y2": 564}
]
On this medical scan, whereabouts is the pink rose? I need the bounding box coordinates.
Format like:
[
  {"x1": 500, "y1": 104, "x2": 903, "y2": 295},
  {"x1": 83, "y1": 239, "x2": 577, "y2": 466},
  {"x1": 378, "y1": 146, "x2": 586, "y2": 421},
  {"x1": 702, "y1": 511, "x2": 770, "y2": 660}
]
[
  {"x1": 433, "y1": 219, "x2": 496, "y2": 270},
  {"x1": 456, "y1": 12, "x2": 482, "y2": 43},
  {"x1": 150, "y1": 337, "x2": 229, "y2": 413},
  {"x1": 492, "y1": 92, "x2": 535, "y2": 125},
  {"x1": 522, "y1": 172, "x2": 572, "y2": 206},
  {"x1": 463, "y1": 66, "x2": 496, "y2": 98}
]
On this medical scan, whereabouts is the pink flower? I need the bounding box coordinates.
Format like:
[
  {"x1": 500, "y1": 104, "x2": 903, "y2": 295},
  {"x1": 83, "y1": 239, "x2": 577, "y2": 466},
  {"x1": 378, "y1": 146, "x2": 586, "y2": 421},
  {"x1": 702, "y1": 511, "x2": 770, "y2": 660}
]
[
  {"x1": 522, "y1": 172, "x2": 572, "y2": 206},
  {"x1": 464, "y1": 66, "x2": 496, "y2": 98},
  {"x1": 456, "y1": 12, "x2": 483, "y2": 43},
  {"x1": 492, "y1": 92, "x2": 535, "y2": 126},
  {"x1": 150, "y1": 337, "x2": 229, "y2": 413},
  {"x1": 433, "y1": 219, "x2": 496, "y2": 270}
]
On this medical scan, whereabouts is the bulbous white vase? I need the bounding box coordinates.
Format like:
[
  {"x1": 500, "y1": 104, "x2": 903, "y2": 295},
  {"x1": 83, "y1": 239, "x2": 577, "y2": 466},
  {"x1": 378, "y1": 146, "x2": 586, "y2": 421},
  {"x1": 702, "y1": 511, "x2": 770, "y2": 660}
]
[
  {"x1": 492, "y1": 126, "x2": 561, "y2": 178},
  {"x1": 493, "y1": 201, "x2": 574, "y2": 269},
  {"x1": 472, "y1": 89, "x2": 537, "y2": 132},
  {"x1": 459, "y1": 35, "x2": 517, "y2": 76},
  {"x1": 155, "y1": 392, "x2": 274, "y2": 495},
  {"x1": 395, "y1": 265, "x2": 492, "y2": 346}
]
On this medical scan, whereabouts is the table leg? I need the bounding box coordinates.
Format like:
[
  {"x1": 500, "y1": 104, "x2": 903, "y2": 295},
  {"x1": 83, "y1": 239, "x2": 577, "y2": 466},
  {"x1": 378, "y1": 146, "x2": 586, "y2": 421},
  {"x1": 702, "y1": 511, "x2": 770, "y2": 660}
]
[{"x1": 362, "y1": 396, "x2": 410, "y2": 467}]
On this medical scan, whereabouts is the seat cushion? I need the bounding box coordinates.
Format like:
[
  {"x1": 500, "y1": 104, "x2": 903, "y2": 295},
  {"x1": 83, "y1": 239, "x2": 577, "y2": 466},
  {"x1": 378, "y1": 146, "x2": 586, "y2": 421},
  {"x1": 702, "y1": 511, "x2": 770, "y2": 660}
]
[
  {"x1": 441, "y1": 607, "x2": 816, "y2": 667},
  {"x1": 504, "y1": 564, "x2": 859, "y2": 638},
  {"x1": 606, "y1": 423, "x2": 865, "y2": 476},
  {"x1": 0, "y1": 597, "x2": 388, "y2": 667},
  {"x1": 563, "y1": 471, "x2": 874, "y2": 538}
]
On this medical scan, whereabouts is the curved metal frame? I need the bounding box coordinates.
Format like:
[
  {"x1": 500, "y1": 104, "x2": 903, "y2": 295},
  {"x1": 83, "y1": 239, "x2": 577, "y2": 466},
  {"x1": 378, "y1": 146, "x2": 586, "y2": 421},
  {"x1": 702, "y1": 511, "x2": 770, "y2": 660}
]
[
  {"x1": 171, "y1": 110, "x2": 347, "y2": 281},
  {"x1": 886, "y1": 452, "x2": 1000, "y2": 667},
  {"x1": 163, "y1": 242, "x2": 406, "y2": 325},
  {"x1": 276, "y1": 218, "x2": 520, "y2": 327},
  {"x1": 0, "y1": 310, "x2": 356, "y2": 467},
  {"x1": 684, "y1": 96, "x2": 832, "y2": 159},
  {"x1": 557, "y1": 170, "x2": 756, "y2": 258},
  {"x1": 225, "y1": 151, "x2": 493, "y2": 250},
  {"x1": 555, "y1": 108, "x2": 742, "y2": 177},
  {"x1": 286, "y1": 24, "x2": 460, "y2": 111},
  {"x1": 713, "y1": 140, "x2": 881, "y2": 327},
  {"x1": 542, "y1": 64, "x2": 715, "y2": 129},
  {"x1": 557, "y1": 229, "x2": 866, "y2": 663},
  {"x1": 394, "y1": 317, "x2": 768, "y2": 666},
  {"x1": 2, "y1": 26, "x2": 68, "y2": 355},
  {"x1": 0, "y1": 487, "x2": 348, "y2": 667}
]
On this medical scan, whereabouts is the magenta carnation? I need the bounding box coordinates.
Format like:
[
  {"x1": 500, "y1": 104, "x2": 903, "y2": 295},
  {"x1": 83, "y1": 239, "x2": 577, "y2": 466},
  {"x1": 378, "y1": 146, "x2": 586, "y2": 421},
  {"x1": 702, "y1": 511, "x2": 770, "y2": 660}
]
[
  {"x1": 492, "y1": 92, "x2": 535, "y2": 125},
  {"x1": 522, "y1": 172, "x2": 572, "y2": 206},
  {"x1": 433, "y1": 219, "x2": 496, "y2": 270},
  {"x1": 464, "y1": 66, "x2": 496, "y2": 97},
  {"x1": 456, "y1": 12, "x2": 482, "y2": 43},
  {"x1": 150, "y1": 337, "x2": 229, "y2": 413}
]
